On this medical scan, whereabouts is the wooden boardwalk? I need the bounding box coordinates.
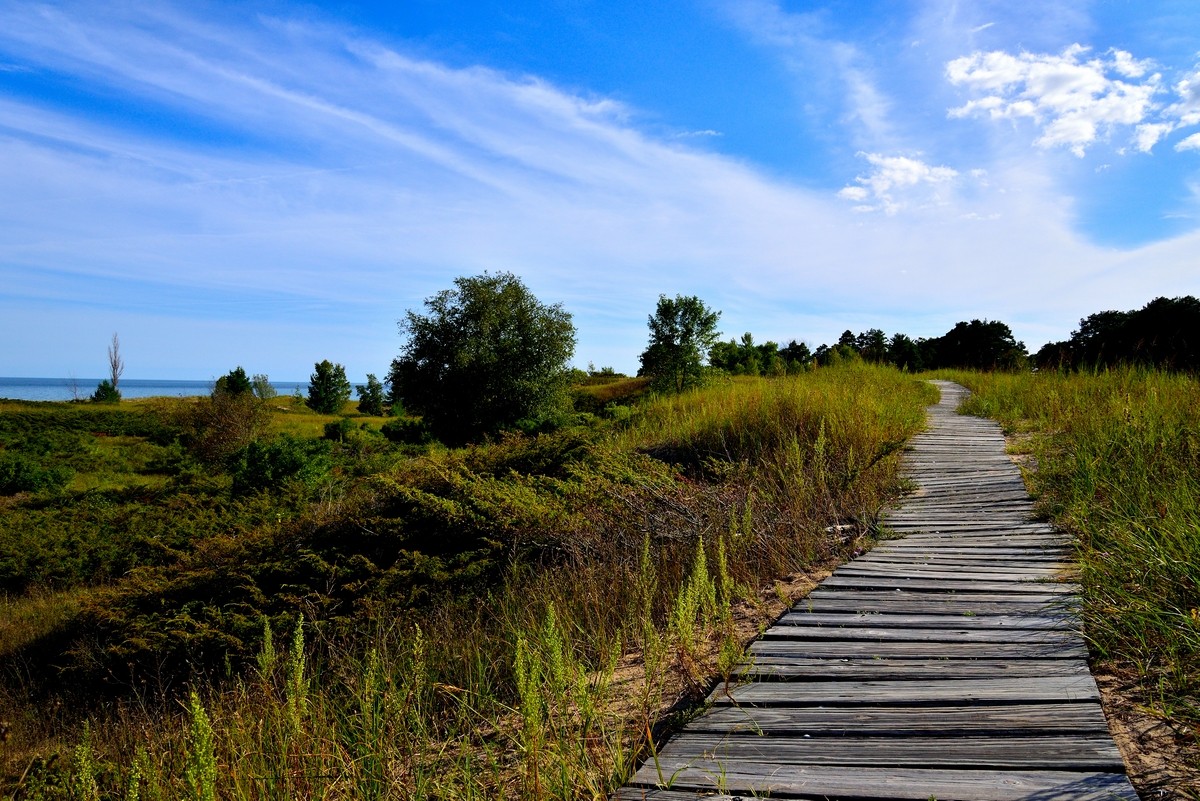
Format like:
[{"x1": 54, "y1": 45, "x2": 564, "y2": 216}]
[{"x1": 616, "y1": 381, "x2": 1137, "y2": 801}]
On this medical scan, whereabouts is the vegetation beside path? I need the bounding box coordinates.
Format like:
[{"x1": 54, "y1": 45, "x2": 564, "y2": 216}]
[
  {"x1": 945, "y1": 368, "x2": 1200, "y2": 779},
  {"x1": 0, "y1": 365, "x2": 934, "y2": 799}
]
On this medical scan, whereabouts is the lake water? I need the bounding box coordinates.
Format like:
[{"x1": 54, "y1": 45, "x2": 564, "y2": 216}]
[{"x1": 0, "y1": 377, "x2": 308, "y2": 402}]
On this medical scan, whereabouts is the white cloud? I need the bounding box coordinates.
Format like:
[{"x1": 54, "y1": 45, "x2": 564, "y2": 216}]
[
  {"x1": 1166, "y1": 68, "x2": 1200, "y2": 128},
  {"x1": 838, "y1": 153, "x2": 959, "y2": 214},
  {"x1": 946, "y1": 45, "x2": 1162, "y2": 156},
  {"x1": 1176, "y1": 133, "x2": 1200, "y2": 152},
  {"x1": 1134, "y1": 123, "x2": 1173, "y2": 152}
]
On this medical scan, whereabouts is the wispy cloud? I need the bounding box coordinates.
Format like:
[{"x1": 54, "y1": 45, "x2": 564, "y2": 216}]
[
  {"x1": 0, "y1": 3, "x2": 1198, "y2": 378},
  {"x1": 837, "y1": 153, "x2": 959, "y2": 214}
]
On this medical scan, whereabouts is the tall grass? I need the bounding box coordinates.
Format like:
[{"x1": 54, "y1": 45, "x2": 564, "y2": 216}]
[
  {"x1": 3, "y1": 365, "x2": 936, "y2": 799},
  {"x1": 944, "y1": 368, "x2": 1200, "y2": 731}
]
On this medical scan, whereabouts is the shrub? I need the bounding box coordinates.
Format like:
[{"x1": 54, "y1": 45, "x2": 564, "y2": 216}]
[
  {"x1": 231, "y1": 435, "x2": 332, "y2": 494},
  {"x1": 0, "y1": 451, "x2": 73, "y2": 494},
  {"x1": 91, "y1": 380, "x2": 120, "y2": 403},
  {"x1": 380, "y1": 417, "x2": 433, "y2": 446},
  {"x1": 323, "y1": 417, "x2": 356, "y2": 442}
]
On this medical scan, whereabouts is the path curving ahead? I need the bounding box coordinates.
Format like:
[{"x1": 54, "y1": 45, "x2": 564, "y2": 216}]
[{"x1": 616, "y1": 381, "x2": 1137, "y2": 801}]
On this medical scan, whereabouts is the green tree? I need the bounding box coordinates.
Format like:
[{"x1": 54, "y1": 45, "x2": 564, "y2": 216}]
[
  {"x1": 251, "y1": 373, "x2": 277, "y2": 400},
  {"x1": 214, "y1": 366, "x2": 253, "y2": 396},
  {"x1": 356, "y1": 373, "x2": 385, "y2": 416},
  {"x1": 638, "y1": 295, "x2": 721, "y2": 392},
  {"x1": 388, "y1": 272, "x2": 576, "y2": 444},
  {"x1": 307, "y1": 360, "x2": 352, "y2": 414},
  {"x1": 887, "y1": 333, "x2": 922, "y2": 371},
  {"x1": 91, "y1": 380, "x2": 120, "y2": 403}
]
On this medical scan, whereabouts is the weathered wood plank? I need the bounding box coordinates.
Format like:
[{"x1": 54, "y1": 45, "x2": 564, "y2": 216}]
[
  {"x1": 655, "y1": 733, "x2": 1126, "y2": 770},
  {"x1": 775, "y1": 611, "x2": 1074, "y2": 629},
  {"x1": 819, "y1": 575, "x2": 1077, "y2": 593},
  {"x1": 687, "y1": 702, "x2": 1113, "y2": 735},
  {"x1": 747, "y1": 639, "x2": 1088, "y2": 659},
  {"x1": 713, "y1": 675, "x2": 1101, "y2": 706},
  {"x1": 760, "y1": 625, "x2": 1079, "y2": 645},
  {"x1": 623, "y1": 763, "x2": 1138, "y2": 801},
  {"x1": 736, "y1": 657, "x2": 1090, "y2": 680}
]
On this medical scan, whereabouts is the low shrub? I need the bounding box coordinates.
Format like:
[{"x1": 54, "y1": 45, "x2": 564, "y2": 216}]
[
  {"x1": 231, "y1": 436, "x2": 332, "y2": 494},
  {"x1": 380, "y1": 417, "x2": 433, "y2": 446},
  {"x1": 0, "y1": 451, "x2": 72, "y2": 495}
]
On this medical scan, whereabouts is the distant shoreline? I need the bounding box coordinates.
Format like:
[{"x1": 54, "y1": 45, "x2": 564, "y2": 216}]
[{"x1": 0, "y1": 377, "x2": 307, "y2": 403}]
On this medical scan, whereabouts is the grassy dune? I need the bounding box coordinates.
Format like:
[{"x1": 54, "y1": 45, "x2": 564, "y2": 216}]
[{"x1": 1, "y1": 365, "x2": 935, "y2": 799}]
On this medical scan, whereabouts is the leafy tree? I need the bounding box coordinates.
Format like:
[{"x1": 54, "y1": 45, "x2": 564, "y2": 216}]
[
  {"x1": 181, "y1": 391, "x2": 271, "y2": 465},
  {"x1": 307, "y1": 360, "x2": 352, "y2": 414},
  {"x1": 388, "y1": 272, "x2": 576, "y2": 444},
  {"x1": 251, "y1": 374, "x2": 277, "y2": 400},
  {"x1": 1038, "y1": 296, "x2": 1200, "y2": 372},
  {"x1": 922, "y1": 319, "x2": 1027, "y2": 371},
  {"x1": 356, "y1": 373, "x2": 385, "y2": 416},
  {"x1": 780, "y1": 340, "x2": 812, "y2": 373},
  {"x1": 214, "y1": 366, "x2": 253, "y2": 397},
  {"x1": 856, "y1": 328, "x2": 888, "y2": 363},
  {"x1": 638, "y1": 294, "x2": 721, "y2": 392}
]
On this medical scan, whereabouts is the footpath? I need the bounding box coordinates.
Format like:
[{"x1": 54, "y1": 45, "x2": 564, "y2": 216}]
[{"x1": 615, "y1": 380, "x2": 1137, "y2": 801}]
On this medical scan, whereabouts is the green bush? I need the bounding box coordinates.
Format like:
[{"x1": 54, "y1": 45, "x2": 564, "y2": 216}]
[
  {"x1": 380, "y1": 417, "x2": 433, "y2": 446},
  {"x1": 231, "y1": 436, "x2": 332, "y2": 494},
  {"x1": 0, "y1": 451, "x2": 73, "y2": 494},
  {"x1": 323, "y1": 417, "x2": 356, "y2": 442},
  {"x1": 91, "y1": 380, "x2": 121, "y2": 403}
]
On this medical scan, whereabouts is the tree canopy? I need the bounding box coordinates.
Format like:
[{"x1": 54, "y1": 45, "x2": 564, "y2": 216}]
[
  {"x1": 638, "y1": 294, "x2": 721, "y2": 392},
  {"x1": 388, "y1": 272, "x2": 576, "y2": 444},
  {"x1": 1035, "y1": 296, "x2": 1200, "y2": 372},
  {"x1": 214, "y1": 366, "x2": 254, "y2": 397}
]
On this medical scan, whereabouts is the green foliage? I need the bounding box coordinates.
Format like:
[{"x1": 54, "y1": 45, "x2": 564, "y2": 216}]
[
  {"x1": 184, "y1": 692, "x2": 217, "y2": 801},
  {"x1": 3, "y1": 368, "x2": 941, "y2": 799},
  {"x1": 1035, "y1": 295, "x2": 1200, "y2": 372},
  {"x1": 709, "y1": 332, "x2": 786, "y2": 376},
  {"x1": 230, "y1": 435, "x2": 331, "y2": 494},
  {"x1": 379, "y1": 417, "x2": 433, "y2": 445},
  {"x1": 0, "y1": 450, "x2": 73, "y2": 494},
  {"x1": 355, "y1": 373, "x2": 385, "y2": 416},
  {"x1": 323, "y1": 417, "x2": 356, "y2": 442},
  {"x1": 179, "y1": 391, "x2": 271, "y2": 465},
  {"x1": 91, "y1": 380, "x2": 121, "y2": 404},
  {"x1": 214, "y1": 366, "x2": 253, "y2": 396},
  {"x1": 389, "y1": 272, "x2": 577, "y2": 445},
  {"x1": 250, "y1": 373, "x2": 277, "y2": 400},
  {"x1": 638, "y1": 294, "x2": 721, "y2": 393},
  {"x1": 306, "y1": 360, "x2": 352, "y2": 414}
]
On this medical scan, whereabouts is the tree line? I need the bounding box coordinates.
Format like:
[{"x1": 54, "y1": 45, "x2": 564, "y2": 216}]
[{"x1": 89, "y1": 281, "x2": 1199, "y2": 450}]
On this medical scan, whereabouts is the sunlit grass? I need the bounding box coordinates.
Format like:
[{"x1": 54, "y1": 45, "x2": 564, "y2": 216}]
[{"x1": 939, "y1": 367, "x2": 1200, "y2": 737}]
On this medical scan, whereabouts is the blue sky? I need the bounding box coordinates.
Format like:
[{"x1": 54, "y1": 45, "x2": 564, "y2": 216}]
[{"x1": 2, "y1": 1, "x2": 1198, "y2": 380}]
